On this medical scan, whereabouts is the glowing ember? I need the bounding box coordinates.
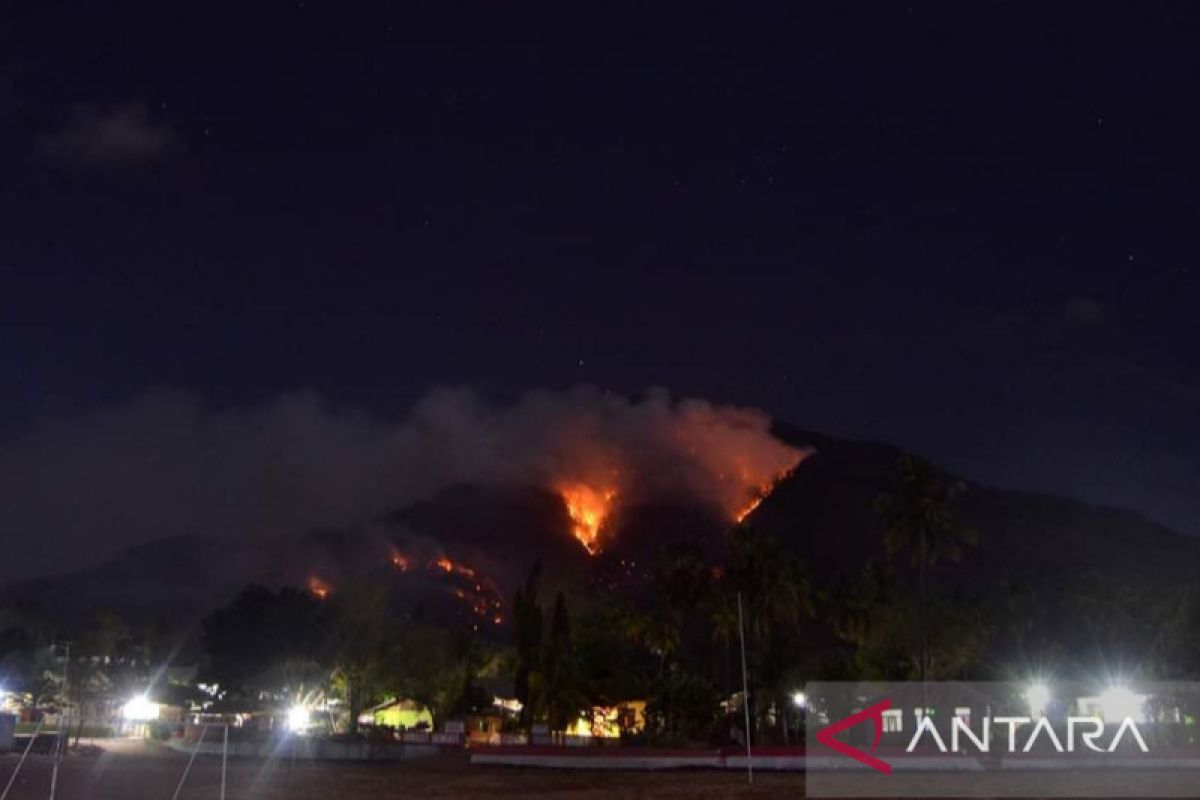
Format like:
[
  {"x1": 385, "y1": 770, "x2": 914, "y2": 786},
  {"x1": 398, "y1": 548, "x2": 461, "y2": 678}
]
[
  {"x1": 431, "y1": 555, "x2": 476, "y2": 579},
  {"x1": 407, "y1": 550, "x2": 505, "y2": 623},
  {"x1": 558, "y1": 483, "x2": 617, "y2": 555},
  {"x1": 307, "y1": 576, "x2": 332, "y2": 599}
]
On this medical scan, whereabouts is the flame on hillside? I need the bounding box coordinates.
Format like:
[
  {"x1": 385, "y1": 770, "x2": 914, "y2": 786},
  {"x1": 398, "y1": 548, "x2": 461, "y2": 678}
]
[
  {"x1": 734, "y1": 496, "x2": 765, "y2": 523},
  {"x1": 526, "y1": 394, "x2": 809, "y2": 554},
  {"x1": 307, "y1": 575, "x2": 332, "y2": 600},
  {"x1": 557, "y1": 483, "x2": 618, "y2": 555},
  {"x1": 552, "y1": 456, "x2": 803, "y2": 554},
  {"x1": 732, "y1": 468, "x2": 796, "y2": 523},
  {"x1": 431, "y1": 555, "x2": 476, "y2": 579},
  {"x1": 389, "y1": 548, "x2": 504, "y2": 625}
]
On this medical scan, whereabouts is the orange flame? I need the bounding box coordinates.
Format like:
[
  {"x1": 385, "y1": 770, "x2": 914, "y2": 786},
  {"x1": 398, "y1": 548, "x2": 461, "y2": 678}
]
[
  {"x1": 558, "y1": 483, "x2": 617, "y2": 555},
  {"x1": 307, "y1": 576, "x2": 332, "y2": 600},
  {"x1": 431, "y1": 555, "x2": 476, "y2": 579},
  {"x1": 734, "y1": 492, "x2": 767, "y2": 523},
  {"x1": 390, "y1": 551, "x2": 410, "y2": 571},
  {"x1": 429, "y1": 555, "x2": 505, "y2": 623},
  {"x1": 733, "y1": 469, "x2": 794, "y2": 523}
]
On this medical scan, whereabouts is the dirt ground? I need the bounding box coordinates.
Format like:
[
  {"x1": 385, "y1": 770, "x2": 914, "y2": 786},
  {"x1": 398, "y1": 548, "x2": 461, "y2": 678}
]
[
  {"x1": 6, "y1": 740, "x2": 1200, "y2": 798},
  {"x1": 0, "y1": 738, "x2": 802, "y2": 799}
]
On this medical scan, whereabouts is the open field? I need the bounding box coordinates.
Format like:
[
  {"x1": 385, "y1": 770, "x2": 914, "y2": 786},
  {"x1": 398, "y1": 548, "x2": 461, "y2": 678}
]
[
  {"x1": 8, "y1": 739, "x2": 1200, "y2": 798},
  {"x1": 0, "y1": 739, "x2": 802, "y2": 799}
]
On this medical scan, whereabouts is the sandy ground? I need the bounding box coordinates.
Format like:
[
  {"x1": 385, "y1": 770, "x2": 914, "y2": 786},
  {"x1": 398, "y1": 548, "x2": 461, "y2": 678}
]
[{"x1": 0, "y1": 739, "x2": 801, "y2": 799}]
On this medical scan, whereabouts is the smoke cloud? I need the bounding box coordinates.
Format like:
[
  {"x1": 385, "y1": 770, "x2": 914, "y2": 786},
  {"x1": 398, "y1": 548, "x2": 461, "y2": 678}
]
[{"x1": 0, "y1": 387, "x2": 806, "y2": 582}]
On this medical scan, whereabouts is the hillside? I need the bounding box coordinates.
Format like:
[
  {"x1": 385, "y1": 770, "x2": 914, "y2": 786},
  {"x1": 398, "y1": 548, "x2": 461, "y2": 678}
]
[
  {"x1": 762, "y1": 423, "x2": 1200, "y2": 590},
  {"x1": 2, "y1": 424, "x2": 1197, "y2": 634}
]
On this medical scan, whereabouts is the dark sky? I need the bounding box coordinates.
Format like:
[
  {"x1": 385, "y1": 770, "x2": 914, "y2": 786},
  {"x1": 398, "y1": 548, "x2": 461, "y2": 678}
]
[{"x1": 2, "y1": 2, "x2": 1198, "y2": 578}]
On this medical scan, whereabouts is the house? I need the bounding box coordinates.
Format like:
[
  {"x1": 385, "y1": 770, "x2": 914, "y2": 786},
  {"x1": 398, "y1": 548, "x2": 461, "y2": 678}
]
[
  {"x1": 564, "y1": 701, "x2": 647, "y2": 739},
  {"x1": 362, "y1": 698, "x2": 433, "y2": 731}
]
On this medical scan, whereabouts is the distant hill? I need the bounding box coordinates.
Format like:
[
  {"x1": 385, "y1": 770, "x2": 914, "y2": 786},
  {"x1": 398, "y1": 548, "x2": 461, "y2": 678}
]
[
  {"x1": 2, "y1": 424, "x2": 1197, "y2": 636},
  {"x1": 762, "y1": 423, "x2": 1200, "y2": 590}
]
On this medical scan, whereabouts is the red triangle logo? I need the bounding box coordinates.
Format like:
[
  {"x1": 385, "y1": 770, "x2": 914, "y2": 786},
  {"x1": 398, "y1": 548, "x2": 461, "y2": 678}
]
[{"x1": 815, "y1": 698, "x2": 892, "y2": 775}]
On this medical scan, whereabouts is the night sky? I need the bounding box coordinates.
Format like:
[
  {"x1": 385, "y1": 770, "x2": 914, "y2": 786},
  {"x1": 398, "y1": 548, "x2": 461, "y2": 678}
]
[{"x1": 2, "y1": 3, "x2": 1198, "y2": 579}]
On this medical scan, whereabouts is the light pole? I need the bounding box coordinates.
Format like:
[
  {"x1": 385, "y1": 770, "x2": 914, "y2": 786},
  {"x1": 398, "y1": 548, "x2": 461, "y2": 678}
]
[
  {"x1": 49, "y1": 641, "x2": 72, "y2": 800},
  {"x1": 737, "y1": 592, "x2": 753, "y2": 784}
]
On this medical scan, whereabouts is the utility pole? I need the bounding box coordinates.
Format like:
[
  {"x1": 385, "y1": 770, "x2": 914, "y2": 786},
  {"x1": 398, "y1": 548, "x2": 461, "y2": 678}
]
[
  {"x1": 221, "y1": 724, "x2": 229, "y2": 800},
  {"x1": 49, "y1": 641, "x2": 71, "y2": 800},
  {"x1": 737, "y1": 592, "x2": 753, "y2": 784}
]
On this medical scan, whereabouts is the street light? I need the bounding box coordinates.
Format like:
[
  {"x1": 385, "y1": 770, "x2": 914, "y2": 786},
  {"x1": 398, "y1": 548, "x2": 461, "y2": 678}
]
[
  {"x1": 122, "y1": 695, "x2": 160, "y2": 722},
  {"x1": 287, "y1": 705, "x2": 311, "y2": 734},
  {"x1": 792, "y1": 691, "x2": 807, "y2": 709},
  {"x1": 1097, "y1": 685, "x2": 1146, "y2": 722},
  {"x1": 1025, "y1": 682, "x2": 1051, "y2": 715}
]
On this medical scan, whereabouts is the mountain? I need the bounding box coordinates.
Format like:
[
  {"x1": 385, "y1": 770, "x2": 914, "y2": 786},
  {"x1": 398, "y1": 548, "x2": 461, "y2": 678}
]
[
  {"x1": 762, "y1": 423, "x2": 1200, "y2": 590},
  {"x1": 2, "y1": 424, "x2": 1197, "y2": 633}
]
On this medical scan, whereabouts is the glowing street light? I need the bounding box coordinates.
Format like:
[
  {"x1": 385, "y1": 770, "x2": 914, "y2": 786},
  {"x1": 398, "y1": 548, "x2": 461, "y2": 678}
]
[
  {"x1": 287, "y1": 705, "x2": 311, "y2": 734},
  {"x1": 121, "y1": 695, "x2": 160, "y2": 722},
  {"x1": 1025, "y1": 682, "x2": 1051, "y2": 715},
  {"x1": 792, "y1": 691, "x2": 807, "y2": 709},
  {"x1": 1097, "y1": 685, "x2": 1146, "y2": 722}
]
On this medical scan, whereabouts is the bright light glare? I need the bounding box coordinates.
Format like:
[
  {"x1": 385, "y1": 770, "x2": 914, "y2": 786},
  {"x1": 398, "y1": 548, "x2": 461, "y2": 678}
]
[
  {"x1": 1025, "y1": 682, "x2": 1051, "y2": 714},
  {"x1": 287, "y1": 705, "x2": 311, "y2": 733},
  {"x1": 122, "y1": 695, "x2": 160, "y2": 722},
  {"x1": 1097, "y1": 685, "x2": 1146, "y2": 722},
  {"x1": 792, "y1": 691, "x2": 807, "y2": 708}
]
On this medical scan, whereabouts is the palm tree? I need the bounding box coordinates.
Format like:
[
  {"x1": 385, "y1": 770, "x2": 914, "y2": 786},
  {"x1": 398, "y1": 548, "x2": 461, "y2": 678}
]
[
  {"x1": 724, "y1": 527, "x2": 812, "y2": 645},
  {"x1": 720, "y1": 527, "x2": 813, "y2": 739},
  {"x1": 873, "y1": 454, "x2": 977, "y2": 681}
]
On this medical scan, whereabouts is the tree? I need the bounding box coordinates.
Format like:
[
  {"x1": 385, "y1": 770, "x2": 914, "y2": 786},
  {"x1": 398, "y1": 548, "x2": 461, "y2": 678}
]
[
  {"x1": 85, "y1": 610, "x2": 130, "y2": 662},
  {"x1": 200, "y1": 585, "x2": 330, "y2": 699},
  {"x1": 719, "y1": 527, "x2": 813, "y2": 741},
  {"x1": 511, "y1": 562, "x2": 544, "y2": 726},
  {"x1": 327, "y1": 583, "x2": 397, "y2": 734},
  {"x1": 74, "y1": 609, "x2": 135, "y2": 745},
  {"x1": 873, "y1": 455, "x2": 977, "y2": 681},
  {"x1": 651, "y1": 541, "x2": 713, "y2": 672},
  {"x1": 441, "y1": 632, "x2": 493, "y2": 719},
  {"x1": 384, "y1": 621, "x2": 455, "y2": 713},
  {"x1": 723, "y1": 527, "x2": 812, "y2": 645},
  {"x1": 541, "y1": 592, "x2": 587, "y2": 732},
  {"x1": 644, "y1": 669, "x2": 720, "y2": 745},
  {"x1": 572, "y1": 603, "x2": 656, "y2": 713}
]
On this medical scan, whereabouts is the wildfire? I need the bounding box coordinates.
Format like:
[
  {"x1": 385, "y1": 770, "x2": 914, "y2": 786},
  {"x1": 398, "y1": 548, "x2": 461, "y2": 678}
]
[
  {"x1": 307, "y1": 576, "x2": 332, "y2": 600},
  {"x1": 732, "y1": 468, "x2": 796, "y2": 523},
  {"x1": 391, "y1": 547, "x2": 505, "y2": 625},
  {"x1": 558, "y1": 483, "x2": 618, "y2": 555},
  {"x1": 431, "y1": 555, "x2": 476, "y2": 579},
  {"x1": 734, "y1": 491, "x2": 768, "y2": 523}
]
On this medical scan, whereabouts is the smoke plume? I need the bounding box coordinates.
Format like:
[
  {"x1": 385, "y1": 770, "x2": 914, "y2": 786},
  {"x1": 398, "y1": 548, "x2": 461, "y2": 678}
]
[{"x1": 0, "y1": 386, "x2": 806, "y2": 580}]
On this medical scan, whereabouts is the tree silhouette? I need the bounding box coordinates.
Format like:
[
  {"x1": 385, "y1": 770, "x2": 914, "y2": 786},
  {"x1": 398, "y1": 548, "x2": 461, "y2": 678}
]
[
  {"x1": 873, "y1": 455, "x2": 977, "y2": 681},
  {"x1": 511, "y1": 562, "x2": 544, "y2": 725}
]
